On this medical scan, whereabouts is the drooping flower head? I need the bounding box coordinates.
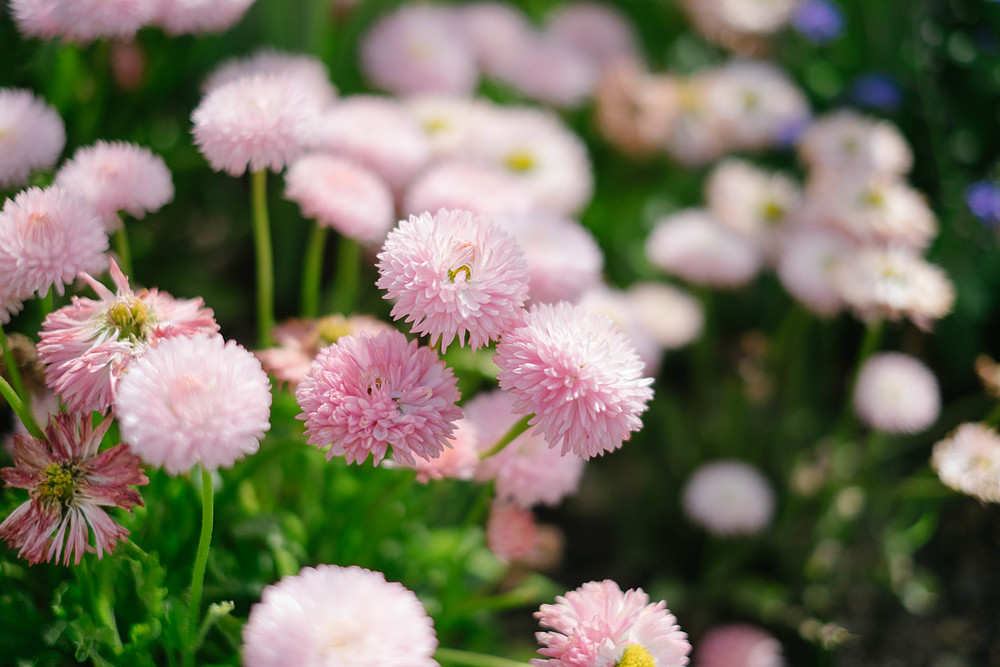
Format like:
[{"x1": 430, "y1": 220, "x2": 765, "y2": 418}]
[
  {"x1": 931, "y1": 422, "x2": 1000, "y2": 504},
  {"x1": 114, "y1": 334, "x2": 272, "y2": 475},
  {"x1": 533, "y1": 579, "x2": 691, "y2": 667},
  {"x1": 694, "y1": 624, "x2": 784, "y2": 667},
  {"x1": 495, "y1": 302, "x2": 654, "y2": 459},
  {"x1": 296, "y1": 330, "x2": 462, "y2": 466},
  {"x1": 682, "y1": 460, "x2": 775, "y2": 536},
  {"x1": 0, "y1": 88, "x2": 66, "y2": 189},
  {"x1": 0, "y1": 413, "x2": 147, "y2": 566},
  {"x1": 853, "y1": 352, "x2": 940, "y2": 435},
  {"x1": 38, "y1": 260, "x2": 219, "y2": 413},
  {"x1": 242, "y1": 564, "x2": 438, "y2": 667},
  {"x1": 376, "y1": 209, "x2": 530, "y2": 353}
]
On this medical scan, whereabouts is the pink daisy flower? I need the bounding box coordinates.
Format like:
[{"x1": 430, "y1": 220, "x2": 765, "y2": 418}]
[
  {"x1": 798, "y1": 110, "x2": 913, "y2": 180},
  {"x1": 37, "y1": 260, "x2": 219, "y2": 414},
  {"x1": 284, "y1": 154, "x2": 394, "y2": 245},
  {"x1": 295, "y1": 330, "x2": 462, "y2": 466},
  {"x1": 0, "y1": 413, "x2": 147, "y2": 566},
  {"x1": 202, "y1": 49, "x2": 337, "y2": 110},
  {"x1": 695, "y1": 624, "x2": 783, "y2": 667},
  {"x1": 403, "y1": 159, "x2": 537, "y2": 219},
  {"x1": 494, "y1": 302, "x2": 654, "y2": 459},
  {"x1": 376, "y1": 209, "x2": 530, "y2": 353},
  {"x1": 0, "y1": 88, "x2": 66, "y2": 189},
  {"x1": 594, "y1": 61, "x2": 678, "y2": 157},
  {"x1": 626, "y1": 282, "x2": 704, "y2": 351},
  {"x1": 16, "y1": 0, "x2": 153, "y2": 42},
  {"x1": 242, "y1": 564, "x2": 438, "y2": 667},
  {"x1": 457, "y1": 2, "x2": 535, "y2": 79},
  {"x1": 407, "y1": 95, "x2": 490, "y2": 160},
  {"x1": 775, "y1": 228, "x2": 852, "y2": 317},
  {"x1": 153, "y1": 0, "x2": 256, "y2": 35},
  {"x1": 682, "y1": 460, "x2": 775, "y2": 536},
  {"x1": 9, "y1": 0, "x2": 64, "y2": 40},
  {"x1": 853, "y1": 352, "x2": 940, "y2": 435},
  {"x1": 487, "y1": 501, "x2": 539, "y2": 562},
  {"x1": 0, "y1": 186, "x2": 108, "y2": 321},
  {"x1": 469, "y1": 390, "x2": 585, "y2": 508},
  {"x1": 577, "y1": 284, "x2": 662, "y2": 378},
  {"x1": 545, "y1": 2, "x2": 639, "y2": 70},
  {"x1": 114, "y1": 334, "x2": 272, "y2": 475},
  {"x1": 406, "y1": 417, "x2": 480, "y2": 483},
  {"x1": 191, "y1": 73, "x2": 320, "y2": 176},
  {"x1": 533, "y1": 579, "x2": 691, "y2": 667},
  {"x1": 931, "y1": 422, "x2": 1000, "y2": 504},
  {"x1": 498, "y1": 36, "x2": 599, "y2": 109},
  {"x1": 55, "y1": 140, "x2": 174, "y2": 231}
]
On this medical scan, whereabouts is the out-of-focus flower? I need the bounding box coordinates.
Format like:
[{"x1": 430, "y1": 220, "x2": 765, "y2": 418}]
[
  {"x1": 376, "y1": 209, "x2": 529, "y2": 353},
  {"x1": 407, "y1": 95, "x2": 490, "y2": 159},
  {"x1": 931, "y1": 422, "x2": 1000, "y2": 503},
  {"x1": 403, "y1": 160, "x2": 537, "y2": 219},
  {"x1": 0, "y1": 88, "x2": 65, "y2": 189},
  {"x1": 666, "y1": 75, "x2": 728, "y2": 166},
  {"x1": 705, "y1": 159, "x2": 801, "y2": 248},
  {"x1": 296, "y1": 330, "x2": 462, "y2": 466},
  {"x1": 458, "y1": 2, "x2": 535, "y2": 79},
  {"x1": 110, "y1": 40, "x2": 146, "y2": 90},
  {"x1": 679, "y1": 0, "x2": 798, "y2": 54},
  {"x1": 115, "y1": 334, "x2": 272, "y2": 474},
  {"x1": 407, "y1": 417, "x2": 479, "y2": 483},
  {"x1": 38, "y1": 260, "x2": 218, "y2": 414},
  {"x1": 695, "y1": 624, "x2": 784, "y2": 667},
  {"x1": 966, "y1": 180, "x2": 1000, "y2": 227},
  {"x1": 798, "y1": 110, "x2": 913, "y2": 179},
  {"x1": 545, "y1": 2, "x2": 639, "y2": 70},
  {"x1": 486, "y1": 501, "x2": 539, "y2": 562},
  {"x1": 850, "y1": 72, "x2": 903, "y2": 113},
  {"x1": 533, "y1": 579, "x2": 691, "y2": 666},
  {"x1": 55, "y1": 140, "x2": 174, "y2": 231},
  {"x1": 776, "y1": 228, "x2": 852, "y2": 317},
  {"x1": 153, "y1": 0, "x2": 256, "y2": 35},
  {"x1": 284, "y1": 154, "x2": 394, "y2": 245},
  {"x1": 792, "y1": 0, "x2": 845, "y2": 43},
  {"x1": 682, "y1": 460, "x2": 775, "y2": 536},
  {"x1": 11, "y1": 0, "x2": 153, "y2": 41},
  {"x1": 594, "y1": 61, "x2": 678, "y2": 156},
  {"x1": 975, "y1": 354, "x2": 1000, "y2": 399},
  {"x1": 626, "y1": 282, "x2": 705, "y2": 351},
  {"x1": 242, "y1": 564, "x2": 438, "y2": 667},
  {"x1": 361, "y1": 5, "x2": 478, "y2": 97},
  {"x1": 578, "y1": 284, "x2": 662, "y2": 376},
  {"x1": 495, "y1": 302, "x2": 654, "y2": 459},
  {"x1": 497, "y1": 35, "x2": 599, "y2": 109},
  {"x1": 853, "y1": 352, "x2": 940, "y2": 434},
  {"x1": 0, "y1": 413, "x2": 147, "y2": 566},
  {"x1": 202, "y1": 49, "x2": 337, "y2": 110}
]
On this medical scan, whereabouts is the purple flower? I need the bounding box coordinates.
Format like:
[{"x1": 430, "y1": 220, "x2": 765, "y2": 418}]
[
  {"x1": 850, "y1": 72, "x2": 903, "y2": 113},
  {"x1": 793, "y1": 0, "x2": 845, "y2": 44},
  {"x1": 966, "y1": 180, "x2": 1000, "y2": 227}
]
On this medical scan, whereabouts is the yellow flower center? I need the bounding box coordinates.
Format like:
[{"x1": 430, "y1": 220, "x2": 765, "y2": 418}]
[
  {"x1": 39, "y1": 462, "x2": 77, "y2": 505},
  {"x1": 618, "y1": 644, "x2": 655, "y2": 667},
  {"x1": 504, "y1": 149, "x2": 536, "y2": 173},
  {"x1": 761, "y1": 199, "x2": 785, "y2": 224},
  {"x1": 107, "y1": 298, "x2": 151, "y2": 341},
  {"x1": 860, "y1": 188, "x2": 885, "y2": 209},
  {"x1": 422, "y1": 117, "x2": 449, "y2": 135},
  {"x1": 317, "y1": 315, "x2": 353, "y2": 345}
]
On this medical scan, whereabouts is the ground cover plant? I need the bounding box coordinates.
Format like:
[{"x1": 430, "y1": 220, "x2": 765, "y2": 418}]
[{"x1": 2, "y1": 0, "x2": 1000, "y2": 665}]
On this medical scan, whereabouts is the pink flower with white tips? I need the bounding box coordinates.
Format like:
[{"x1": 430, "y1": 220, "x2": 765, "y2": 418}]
[
  {"x1": 37, "y1": 260, "x2": 218, "y2": 414},
  {"x1": 0, "y1": 413, "x2": 148, "y2": 566}
]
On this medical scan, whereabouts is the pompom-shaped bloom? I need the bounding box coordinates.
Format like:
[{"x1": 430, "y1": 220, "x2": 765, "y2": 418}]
[
  {"x1": 20, "y1": 0, "x2": 153, "y2": 41},
  {"x1": 361, "y1": 4, "x2": 478, "y2": 97},
  {"x1": 695, "y1": 624, "x2": 784, "y2": 667},
  {"x1": 682, "y1": 460, "x2": 775, "y2": 536},
  {"x1": 377, "y1": 209, "x2": 530, "y2": 352},
  {"x1": 403, "y1": 160, "x2": 537, "y2": 219},
  {"x1": 0, "y1": 413, "x2": 147, "y2": 566},
  {"x1": 203, "y1": 49, "x2": 337, "y2": 110},
  {"x1": 495, "y1": 302, "x2": 654, "y2": 459},
  {"x1": 853, "y1": 352, "x2": 940, "y2": 434},
  {"x1": 0, "y1": 88, "x2": 66, "y2": 189},
  {"x1": 533, "y1": 579, "x2": 691, "y2": 667},
  {"x1": 242, "y1": 564, "x2": 438, "y2": 667},
  {"x1": 38, "y1": 260, "x2": 219, "y2": 413},
  {"x1": 578, "y1": 284, "x2": 663, "y2": 376},
  {"x1": 55, "y1": 141, "x2": 173, "y2": 231},
  {"x1": 0, "y1": 186, "x2": 108, "y2": 321},
  {"x1": 284, "y1": 154, "x2": 394, "y2": 244},
  {"x1": 296, "y1": 330, "x2": 462, "y2": 466},
  {"x1": 191, "y1": 74, "x2": 319, "y2": 176},
  {"x1": 115, "y1": 334, "x2": 272, "y2": 475},
  {"x1": 153, "y1": 0, "x2": 256, "y2": 35},
  {"x1": 931, "y1": 422, "x2": 1000, "y2": 504}
]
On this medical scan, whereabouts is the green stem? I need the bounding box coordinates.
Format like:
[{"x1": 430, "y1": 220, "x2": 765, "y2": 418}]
[
  {"x1": 479, "y1": 415, "x2": 533, "y2": 460},
  {"x1": 251, "y1": 170, "x2": 275, "y2": 347},
  {"x1": 329, "y1": 236, "x2": 361, "y2": 315},
  {"x1": 37, "y1": 290, "x2": 54, "y2": 319},
  {"x1": 182, "y1": 467, "x2": 215, "y2": 667},
  {"x1": 984, "y1": 401, "x2": 1000, "y2": 428},
  {"x1": 300, "y1": 224, "x2": 329, "y2": 318},
  {"x1": 834, "y1": 319, "x2": 885, "y2": 441},
  {"x1": 113, "y1": 221, "x2": 133, "y2": 277},
  {"x1": 0, "y1": 374, "x2": 44, "y2": 440},
  {"x1": 0, "y1": 325, "x2": 29, "y2": 411},
  {"x1": 434, "y1": 648, "x2": 531, "y2": 667}
]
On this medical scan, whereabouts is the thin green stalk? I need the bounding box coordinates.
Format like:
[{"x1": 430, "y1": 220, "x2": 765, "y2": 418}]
[
  {"x1": 113, "y1": 220, "x2": 133, "y2": 277},
  {"x1": 300, "y1": 224, "x2": 329, "y2": 318},
  {"x1": 0, "y1": 374, "x2": 44, "y2": 439},
  {"x1": 182, "y1": 467, "x2": 215, "y2": 667},
  {"x1": 479, "y1": 415, "x2": 532, "y2": 460},
  {"x1": 434, "y1": 648, "x2": 531, "y2": 667},
  {"x1": 0, "y1": 325, "x2": 29, "y2": 410},
  {"x1": 38, "y1": 291, "x2": 54, "y2": 319},
  {"x1": 251, "y1": 170, "x2": 275, "y2": 347},
  {"x1": 329, "y1": 236, "x2": 360, "y2": 315}
]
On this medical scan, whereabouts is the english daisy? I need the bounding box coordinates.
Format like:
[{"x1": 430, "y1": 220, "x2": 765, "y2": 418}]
[
  {"x1": 853, "y1": 352, "x2": 940, "y2": 435},
  {"x1": 682, "y1": 460, "x2": 775, "y2": 536},
  {"x1": 931, "y1": 422, "x2": 1000, "y2": 504},
  {"x1": 694, "y1": 624, "x2": 784, "y2": 667},
  {"x1": 0, "y1": 88, "x2": 66, "y2": 189}
]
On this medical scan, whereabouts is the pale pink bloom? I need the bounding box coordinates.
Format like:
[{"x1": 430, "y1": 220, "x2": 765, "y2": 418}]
[
  {"x1": 296, "y1": 330, "x2": 462, "y2": 466},
  {"x1": 256, "y1": 314, "x2": 393, "y2": 389},
  {"x1": 38, "y1": 260, "x2": 218, "y2": 413},
  {"x1": 469, "y1": 390, "x2": 585, "y2": 508},
  {"x1": 284, "y1": 154, "x2": 394, "y2": 245},
  {"x1": 0, "y1": 413, "x2": 147, "y2": 566},
  {"x1": 203, "y1": 49, "x2": 337, "y2": 110},
  {"x1": 153, "y1": 0, "x2": 256, "y2": 35},
  {"x1": 55, "y1": 140, "x2": 173, "y2": 231},
  {"x1": 461, "y1": 106, "x2": 594, "y2": 216},
  {"x1": 458, "y1": 2, "x2": 535, "y2": 79},
  {"x1": 833, "y1": 246, "x2": 955, "y2": 331},
  {"x1": 115, "y1": 334, "x2": 272, "y2": 475},
  {"x1": 9, "y1": 0, "x2": 64, "y2": 39},
  {"x1": 595, "y1": 62, "x2": 679, "y2": 156},
  {"x1": 705, "y1": 159, "x2": 801, "y2": 245},
  {"x1": 361, "y1": 5, "x2": 478, "y2": 97},
  {"x1": 487, "y1": 501, "x2": 539, "y2": 562},
  {"x1": 853, "y1": 352, "x2": 940, "y2": 435},
  {"x1": 0, "y1": 186, "x2": 108, "y2": 322},
  {"x1": 407, "y1": 95, "x2": 492, "y2": 159},
  {"x1": 695, "y1": 624, "x2": 784, "y2": 667},
  {"x1": 498, "y1": 36, "x2": 599, "y2": 109},
  {"x1": 18, "y1": 0, "x2": 153, "y2": 41},
  {"x1": 680, "y1": 0, "x2": 796, "y2": 54},
  {"x1": 578, "y1": 284, "x2": 662, "y2": 376},
  {"x1": 376, "y1": 209, "x2": 530, "y2": 353},
  {"x1": 683, "y1": 460, "x2": 775, "y2": 536},
  {"x1": 494, "y1": 211, "x2": 603, "y2": 305},
  {"x1": 545, "y1": 2, "x2": 639, "y2": 70},
  {"x1": 315, "y1": 96, "x2": 431, "y2": 193},
  {"x1": 776, "y1": 228, "x2": 853, "y2": 317},
  {"x1": 0, "y1": 88, "x2": 66, "y2": 189},
  {"x1": 403, "y1": 160, "x2": 537, "y2": 219},
  {"x1": 798, "y1": 110, "x2": 913, "y2": 179},
  {"x1": 645, "y1": 209, "x2": 763, "y2": 288},
  {"x1": 626, "y1": 282, "x2": 705, "y2": 351},
  {"x1": 931, "y1": 422, "x2": 1000, "y2": 504},
  {"x1": 407, "y1": 417, "x2": 479, "y2": 483},
  {"x1": 533, "y1": 579, "x2": 691, "y2": 667},
  {"x1": 495, "y1": 302, "x2": 654, "y2": 459},
  {"x1": 666, "y1": 75, "x2": 729, "y2": 166},
  {"x1": 242, "y1": 564, "x2": 438, "y2": 667},
  {"x1": 191, "y1": 74, "x2": 319, "y2": 176}
]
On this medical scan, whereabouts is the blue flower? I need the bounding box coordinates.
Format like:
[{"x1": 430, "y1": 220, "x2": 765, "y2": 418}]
[
  {"x1": 850, "y1": 72, "x2": 903, "y2": 112},
  {"x1": 966, "y1": 180, "x2": 1000, "y2": 227},
  {"x1": 793, "y1": 0, "x2": 845, "y2": 44}
]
